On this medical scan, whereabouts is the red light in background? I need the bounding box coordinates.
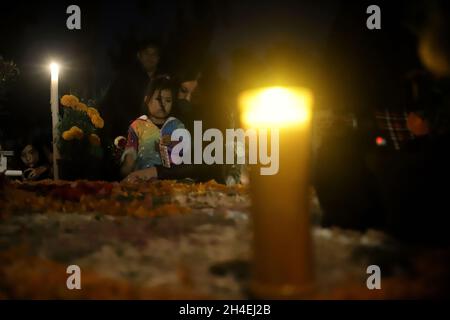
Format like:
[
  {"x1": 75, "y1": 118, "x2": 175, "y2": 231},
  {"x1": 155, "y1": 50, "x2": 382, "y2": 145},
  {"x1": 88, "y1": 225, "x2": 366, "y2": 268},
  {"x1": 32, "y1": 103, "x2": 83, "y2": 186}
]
[{"x1": 376, "y1": 136, "x2": 387, "y2": 146}]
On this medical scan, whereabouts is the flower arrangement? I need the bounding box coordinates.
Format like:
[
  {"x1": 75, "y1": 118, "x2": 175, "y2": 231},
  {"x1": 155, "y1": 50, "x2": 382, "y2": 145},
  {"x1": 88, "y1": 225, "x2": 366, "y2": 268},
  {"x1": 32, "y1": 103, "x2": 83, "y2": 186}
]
[{"x1": 57, "y1": 94, "x2": 104, "y2": 179}]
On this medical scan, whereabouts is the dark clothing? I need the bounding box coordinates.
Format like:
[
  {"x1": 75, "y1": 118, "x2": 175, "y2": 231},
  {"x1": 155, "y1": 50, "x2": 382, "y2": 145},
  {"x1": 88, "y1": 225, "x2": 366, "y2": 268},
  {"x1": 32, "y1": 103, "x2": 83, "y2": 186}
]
[
  {"x1": 155, "y1": 164, "x2": 196, "y2": 180},
  {"x1": 99, "y1": 64, "x2": 155, "y2": 181},
  {"x1": 367, "y1": 133, "x2": 450, "y2": 245},
  {"x1": 165, "y1": 99, "x2": 225, "y2": 183},
  {"x1": 315, "y1": 117, "x2": 450, "y2": 245},
  {"x1": 374, "y1": 109, "x2": 413, "y2": 150},
  {"x1": 314, "y1": 125, "x2": 386, "y2": 231},
  {"x1": 172, "y1": 99, "x2": 195, "y2": 133},
  {"x1": 100, "y1": 63, "x2": 153, "y2": 140}
]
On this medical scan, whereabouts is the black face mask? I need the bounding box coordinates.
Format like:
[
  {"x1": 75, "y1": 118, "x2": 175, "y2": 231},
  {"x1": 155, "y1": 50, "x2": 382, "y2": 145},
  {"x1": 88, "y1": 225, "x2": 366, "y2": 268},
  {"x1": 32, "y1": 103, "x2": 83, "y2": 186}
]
[
  {"x1": 176, "y1": 99, "x2": 192, "y2": 109},
  {"x1": 173, "y1": 99, "x2": 193, "y2": 122},
  {"x1": 176, "y1": 99, "x2": 193, "y2": 114}
]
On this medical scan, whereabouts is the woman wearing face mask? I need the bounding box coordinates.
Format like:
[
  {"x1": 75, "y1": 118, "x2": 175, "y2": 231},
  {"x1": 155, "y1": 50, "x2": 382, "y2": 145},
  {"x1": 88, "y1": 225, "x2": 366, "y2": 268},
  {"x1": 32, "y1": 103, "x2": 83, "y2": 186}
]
[
  {"x1": 172, "y1": 69, "x2": 201, "y2": 131},
  {"x1": 121, "y1": 76, "x2": 185, "y2": 183}
]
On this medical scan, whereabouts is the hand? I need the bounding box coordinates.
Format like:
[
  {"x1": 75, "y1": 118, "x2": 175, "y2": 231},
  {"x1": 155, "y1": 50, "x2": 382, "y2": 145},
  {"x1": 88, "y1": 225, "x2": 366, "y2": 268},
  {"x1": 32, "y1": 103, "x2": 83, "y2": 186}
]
[
  {"x1": 24, "y1": 166, "x2": 47, "y2": 180},
  {"x1": 407, "y1": 112, "x2": 429, "y2": 136},
  {"x1": 160, "y1": 135, "x2": 172, "y2": 145},
  {"x1": 122, "y1": 167, "x2": 158, "y2": 184}
]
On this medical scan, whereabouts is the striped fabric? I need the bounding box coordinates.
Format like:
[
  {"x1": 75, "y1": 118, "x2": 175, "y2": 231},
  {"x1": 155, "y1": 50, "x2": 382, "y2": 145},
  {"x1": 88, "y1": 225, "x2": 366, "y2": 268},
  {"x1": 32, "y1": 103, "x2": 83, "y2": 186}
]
[{"x1": 375, "y1": 109, "x2": 413, "y2": 150}]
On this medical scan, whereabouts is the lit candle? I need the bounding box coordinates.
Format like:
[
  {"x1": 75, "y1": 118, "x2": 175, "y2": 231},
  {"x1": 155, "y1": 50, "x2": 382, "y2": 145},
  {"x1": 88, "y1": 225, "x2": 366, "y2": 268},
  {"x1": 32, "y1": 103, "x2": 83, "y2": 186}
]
[
  {"x1": 50, "y1": 62, "x2": 60, "y2": 180},
  {"x1": 239, "y1": 86, "x2": 314, "y2": 299}
]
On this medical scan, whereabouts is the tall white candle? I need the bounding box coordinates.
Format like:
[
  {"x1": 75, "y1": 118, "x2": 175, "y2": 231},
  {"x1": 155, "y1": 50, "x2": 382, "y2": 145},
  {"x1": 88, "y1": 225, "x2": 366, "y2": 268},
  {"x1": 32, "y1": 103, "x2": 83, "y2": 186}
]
[{"x1": 50, "y1": 62, "x2": 60, "y2": 180}]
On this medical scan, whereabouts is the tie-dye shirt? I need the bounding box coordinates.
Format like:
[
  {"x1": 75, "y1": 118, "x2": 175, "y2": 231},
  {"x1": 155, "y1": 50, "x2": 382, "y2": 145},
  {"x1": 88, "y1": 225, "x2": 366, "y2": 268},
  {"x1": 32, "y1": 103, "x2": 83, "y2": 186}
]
[{"x1": 122, "y1": 115, "x2": 184, "y2": 170}]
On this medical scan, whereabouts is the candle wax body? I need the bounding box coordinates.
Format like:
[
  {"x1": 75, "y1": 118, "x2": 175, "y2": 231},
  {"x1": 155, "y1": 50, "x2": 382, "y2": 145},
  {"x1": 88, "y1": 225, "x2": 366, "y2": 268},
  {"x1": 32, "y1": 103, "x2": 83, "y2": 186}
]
[
  {"x1": 50, "y1": 73, "x2": 60, "y2": 179},
  {"x1": 250, "y1": 125, "x2": 314, "y2": 299}
]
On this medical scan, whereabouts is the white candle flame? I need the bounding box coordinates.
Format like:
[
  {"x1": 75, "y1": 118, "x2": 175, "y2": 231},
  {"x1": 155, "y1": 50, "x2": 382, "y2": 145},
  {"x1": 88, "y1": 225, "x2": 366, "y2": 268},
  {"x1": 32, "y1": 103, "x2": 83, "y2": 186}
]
[{"x1": 50, "y1": 62, "x2": 59, "y2": 81}]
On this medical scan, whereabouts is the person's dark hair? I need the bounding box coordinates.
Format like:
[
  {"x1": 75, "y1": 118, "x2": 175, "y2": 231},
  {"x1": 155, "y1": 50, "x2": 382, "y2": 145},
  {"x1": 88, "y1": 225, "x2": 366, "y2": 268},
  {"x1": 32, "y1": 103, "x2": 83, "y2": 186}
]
[
  {"x1": 15, "y1": 142, "x2": 47, "y2": 169},
  {"x1": 405, "y1": 70, "x2": 450, "y2": 135},
  {"x1": 137, "y1": 38, "x2": 161, "y2": 54},
  {"x1": 174, "y1": 67, "x2": 201, "y2": 84},
  {"x1": 142, "y1": 75, "x2": 176, "y2": 114},
  {"x1": 405, "y1": 70, "x2": 441, "y2": 113}
]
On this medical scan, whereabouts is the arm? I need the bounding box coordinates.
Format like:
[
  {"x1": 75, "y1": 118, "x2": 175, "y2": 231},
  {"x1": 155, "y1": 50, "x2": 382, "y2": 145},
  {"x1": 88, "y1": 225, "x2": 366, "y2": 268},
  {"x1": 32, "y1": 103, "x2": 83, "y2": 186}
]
[
  {"x1": 155, "y1": 164, "x2": 197, "y2": 180},
  {"x1": 120, "y1": 125, "x2": 139, "y2": 178},
  {"x1": 120, "y1": 153, "x2": 135, "y2": 178},
  {"x1": 122, "y1": 167, "x2": 158, "y2": 183},
  {"x1": 122, "y1": 164, "x2": 197, "y2": 183}
]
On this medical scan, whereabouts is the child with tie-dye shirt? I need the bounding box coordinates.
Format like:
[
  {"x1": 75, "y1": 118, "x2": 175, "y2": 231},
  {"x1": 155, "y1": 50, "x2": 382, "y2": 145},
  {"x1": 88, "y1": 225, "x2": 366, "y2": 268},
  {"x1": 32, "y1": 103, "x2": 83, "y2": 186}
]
[{"x1": 121, "y1": 76, "x2": 185, "y2": 182}]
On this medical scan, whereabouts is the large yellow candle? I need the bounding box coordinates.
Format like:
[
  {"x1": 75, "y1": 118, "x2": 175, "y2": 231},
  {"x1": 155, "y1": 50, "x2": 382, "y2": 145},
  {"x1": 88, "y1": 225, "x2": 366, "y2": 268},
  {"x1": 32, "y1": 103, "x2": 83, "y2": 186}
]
[{"x1": 239, "y1": 86, "x2": 314, "y2": 299}]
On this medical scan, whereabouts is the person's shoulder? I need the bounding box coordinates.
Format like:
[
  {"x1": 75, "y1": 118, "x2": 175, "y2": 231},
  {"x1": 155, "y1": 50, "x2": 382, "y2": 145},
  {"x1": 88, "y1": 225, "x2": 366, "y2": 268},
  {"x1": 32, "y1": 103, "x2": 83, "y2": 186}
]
[
  {"x1": 166, "y1": 117, "x2": 184, "y2": 125},
  {"x1": 161, "y1": 117, "x2": 185, "y2": 135},
  {"x1": 165, "y1": 117, "x2": 185, "y2": 128},
  {"x1": 129, "y1": 115, "x2": 149, "y2": 128}
]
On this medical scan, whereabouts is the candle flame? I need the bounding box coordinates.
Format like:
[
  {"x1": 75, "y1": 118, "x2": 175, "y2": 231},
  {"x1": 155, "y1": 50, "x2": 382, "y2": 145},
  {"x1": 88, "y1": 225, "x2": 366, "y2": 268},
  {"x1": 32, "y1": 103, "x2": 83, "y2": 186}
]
[
  {"x1": 50, "y1": 62, "x2": 59, "y2": 80},
  {"x1": 239, "y1": 86, "x2": 313, "y2": 128}
]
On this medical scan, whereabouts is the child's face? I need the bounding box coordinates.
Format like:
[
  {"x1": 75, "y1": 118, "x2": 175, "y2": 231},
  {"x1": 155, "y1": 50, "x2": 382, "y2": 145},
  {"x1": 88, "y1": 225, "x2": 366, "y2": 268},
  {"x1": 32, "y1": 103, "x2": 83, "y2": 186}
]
[
  {"x1": 21, "y1": 145, "x2": 39, "y2": 168},
  {"x1": 147, "y1": 89, "x2": 173, "y2": 120}
]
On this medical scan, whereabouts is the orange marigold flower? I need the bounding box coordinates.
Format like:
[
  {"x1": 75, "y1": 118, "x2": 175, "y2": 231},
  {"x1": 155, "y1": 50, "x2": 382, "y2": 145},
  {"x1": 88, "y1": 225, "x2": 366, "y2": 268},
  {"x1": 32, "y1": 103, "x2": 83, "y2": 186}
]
[
  {"x1": 87, "y1": 107, "x2": 99, "y2": 118},
  {"x1": 69, "y1": 126, "x2": 84, "y2": 140},
  {"x1": 60, "y1": 95, "x2": 79, "y2": 108},
  {"x1": 62, "y1": 130, "x2": 74, "y2": 141},
  {"x1": 91, "y1": 115, "x2": 104, "y2": 129},
  {"x1": 75, "y1": 102, "x2": 88, "y2": 112}
]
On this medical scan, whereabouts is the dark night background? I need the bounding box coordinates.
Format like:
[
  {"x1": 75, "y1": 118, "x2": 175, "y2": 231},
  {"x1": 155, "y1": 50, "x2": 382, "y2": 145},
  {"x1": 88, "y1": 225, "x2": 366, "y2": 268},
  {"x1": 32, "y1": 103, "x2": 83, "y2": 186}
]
[
  {"x1": 0, "y1": 0, "x2": 434, "y2": 142},
  {"x1": 1, "y1": 0, "x2": 450, "y2": 255},
  {"x1": 3, "y1": 1, "x2": 450, "y2": 294}
]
